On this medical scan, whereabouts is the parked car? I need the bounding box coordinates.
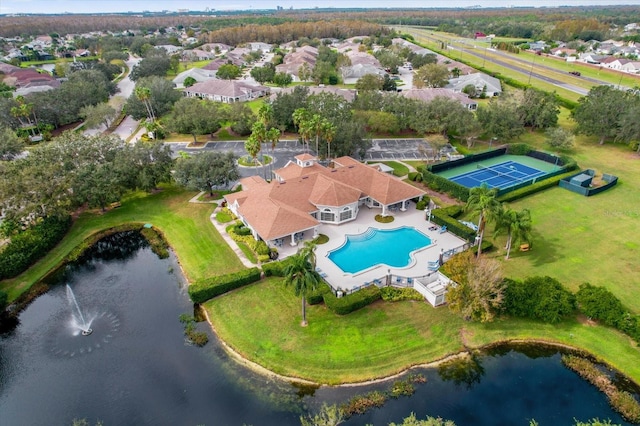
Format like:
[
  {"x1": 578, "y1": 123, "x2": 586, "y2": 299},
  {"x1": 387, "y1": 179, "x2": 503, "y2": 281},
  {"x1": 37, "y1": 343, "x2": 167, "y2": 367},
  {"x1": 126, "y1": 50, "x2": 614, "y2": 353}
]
[{"x1": 569, "y1": 71, "x2": 581, "y2": 76}]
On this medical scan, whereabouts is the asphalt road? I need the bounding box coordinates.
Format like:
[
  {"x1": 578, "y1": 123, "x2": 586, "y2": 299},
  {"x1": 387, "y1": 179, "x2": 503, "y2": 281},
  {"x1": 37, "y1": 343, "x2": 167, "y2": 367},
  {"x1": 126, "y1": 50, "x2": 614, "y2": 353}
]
[
  {"x1": 410, "y1": 31, "x2": 593, "y2": 96},
  {"x1": 168, "y1": 138, "x2": 436, "y2": 178}
]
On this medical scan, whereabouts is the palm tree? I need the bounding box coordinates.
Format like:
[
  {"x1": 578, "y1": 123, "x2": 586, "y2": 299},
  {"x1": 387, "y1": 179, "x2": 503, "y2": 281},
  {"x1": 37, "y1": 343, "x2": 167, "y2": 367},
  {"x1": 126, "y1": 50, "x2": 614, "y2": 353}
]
[
  {"x1": 244, "y1": 134, "x2": 261, "y2": 175},
  {"x1": 321, "y1": 120, "x2": 336, "y2": 160},
  {"x1": 494, "y1": 206, "x2": 533, "y2": 259},
  {"x1": 283, "y1": 251, "x2": 320, "y2": 326},
  {"x1": 466, "y1": 183, "x2": 500, "y2": 257},
  {"x1": 266, "y1": 127, "x2": 280, "y2": 179},
  {"x1": 292, "y1": 108, "x2": 312, "y2": 152},
  {"x1": 451, "y1": 67, "x2": 462, "y2": 78},
  {"x1": 134, "y1": 86, "x2": 155, "y2": 122}
]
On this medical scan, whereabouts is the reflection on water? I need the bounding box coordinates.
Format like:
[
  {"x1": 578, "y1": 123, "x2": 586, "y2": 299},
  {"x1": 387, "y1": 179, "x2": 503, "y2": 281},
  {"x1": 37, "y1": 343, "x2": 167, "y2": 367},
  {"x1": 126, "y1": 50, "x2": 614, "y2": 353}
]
[{"x1": 0, "y1": 232, "x2": 636, "y2": 425}]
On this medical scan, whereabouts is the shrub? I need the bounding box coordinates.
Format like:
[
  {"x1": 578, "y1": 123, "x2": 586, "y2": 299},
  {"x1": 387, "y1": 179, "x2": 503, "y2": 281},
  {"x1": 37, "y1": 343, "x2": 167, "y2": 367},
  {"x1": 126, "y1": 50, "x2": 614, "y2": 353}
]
[
  {"x1": 415, "y1": 197, "x2": 429, "y2": 210},
  {"x1": 341, "y1": 391, "x2": 386, "y2": 417},
  {"x1": 380, "y1": 286, "x2": 424, "y2": 302},
  {"x1": 255, "y1": 240, "x2": 270, "y2": 256},
  {"x1": 188, "y1": 267, "x2": 261, "y2": 303},
  {"x1": 430, "y1": 208, "x2": 476, "y2": 241},
  {"x1": 262, "y1": 257, "x2": 294, "y2": 277},
  {"x1": 375, "y1": 214, "x2": 394, "y2": 223},
  {"x1": 505, "y1": 143, "x2": 532, "y2": 156},
  {"x1": 470, "y1": 239, "x2": 494, "y2": 254},
  {"x1": 0, "y1": 215, "x2": 72, "y2": 280},
  {"x1": 307, "y1": 283, "x2": 331, "y2": 305},
  {"x1": 576, "y1": 283, "x2": 626, "y2": 327},
  {"x1": 577, "y1": 283, "x2": 640, "y2": 341},
  {"x1": 421, "y1": 170, "x2": 470, "y2": 202},
  {"x1": 503, "y1": 276, "x2": 576, "y2": 323},
  {"x1": 408, "y1": 172, "x2": 419, "y2": 181},
  {"x1": 323, "y1": 285, "x2": 381, "y2": 315}
]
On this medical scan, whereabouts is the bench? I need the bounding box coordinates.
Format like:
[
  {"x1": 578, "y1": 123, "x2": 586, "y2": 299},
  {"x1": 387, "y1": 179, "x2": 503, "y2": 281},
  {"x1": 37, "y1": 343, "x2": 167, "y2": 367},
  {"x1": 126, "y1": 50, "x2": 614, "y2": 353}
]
[
  {"x1": 519, "y1": 243, "x2": 530, "y2": 252},
  {"x1": 110, "y1": 202, "x2": 122, "y2": 209}
]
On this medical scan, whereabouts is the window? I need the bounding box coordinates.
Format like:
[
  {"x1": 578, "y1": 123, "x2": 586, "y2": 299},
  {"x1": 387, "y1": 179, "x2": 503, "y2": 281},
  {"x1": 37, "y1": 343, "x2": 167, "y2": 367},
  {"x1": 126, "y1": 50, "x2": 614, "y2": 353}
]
[
  {"x1": 339, "y1": 207, "x2": 352, "y2": 222},
  {"x1": 320, "y1": 209, "x2": 335, "y2": 222}
]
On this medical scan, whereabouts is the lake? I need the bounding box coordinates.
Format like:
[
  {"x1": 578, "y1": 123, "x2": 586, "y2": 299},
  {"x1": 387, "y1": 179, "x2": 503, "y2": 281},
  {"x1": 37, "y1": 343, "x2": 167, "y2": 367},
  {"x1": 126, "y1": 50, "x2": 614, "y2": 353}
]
[{"x1": 0, "y1": 232, "x2": 633, "y2": 425}]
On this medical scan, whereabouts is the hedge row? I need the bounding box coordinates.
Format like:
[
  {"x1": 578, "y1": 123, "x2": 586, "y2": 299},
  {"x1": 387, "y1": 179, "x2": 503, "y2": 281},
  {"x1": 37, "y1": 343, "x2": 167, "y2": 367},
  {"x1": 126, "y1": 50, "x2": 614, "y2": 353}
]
[
  {"x1": 577, "y1": 283, "x2": 640, "y2": 342},
  {"x1": 261, "y1": 257, "x2": 295, "y2": 277},
  {"x1": 497, "y1": 170, "x2": 578, "y2": 202},
  {"x1": 503, "y1": 276, "x2": 576, "y2": 324},
  {"x1": 505, "y1": 143, "x2": 533, "y2": 156},
  {"x1": 323, "y1": 285, "x2": 381, "y2": 315},
  {"x1": 0, "y1": 215, "x2": 72, "y2": 280},
  {"x1": 228, "y1": 223, "x2": 270, "y2": 256},
  {"x1": 421, "y1": 170, "x2": 470, "y2": 202},
  {"x1": 188, "y1": 267, "x2": 261, "y2": 303},
  {"x1": 430, "y1": 207, "x2": 477, "y2": 242},
  {"x1": 307, "y1": 283, "x2": 332, "y2": 305}
]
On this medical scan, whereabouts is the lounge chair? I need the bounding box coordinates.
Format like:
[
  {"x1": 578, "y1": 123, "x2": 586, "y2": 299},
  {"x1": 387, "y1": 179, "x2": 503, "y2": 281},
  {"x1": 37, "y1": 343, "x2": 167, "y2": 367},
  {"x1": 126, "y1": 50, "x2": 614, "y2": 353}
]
[
  {"x1": 428, "y1": 260, "x2": 440, "y2": 271},
  {"x1": 438, "y1": 225, "x2": 447, "y2": 234}
]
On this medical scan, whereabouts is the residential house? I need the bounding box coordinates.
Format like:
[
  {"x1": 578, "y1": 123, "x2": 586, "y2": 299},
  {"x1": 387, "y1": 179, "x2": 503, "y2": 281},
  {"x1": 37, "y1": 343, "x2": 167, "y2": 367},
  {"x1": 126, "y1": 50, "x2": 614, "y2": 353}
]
[
  {"x1": 341, "y1": 63, "x2": 386, "y2": 84},
  {"x1": 446, "y1": 73, "x2": 502, "y2": 97},
  {"x1": 392, "y1": 38, "x2": 435, "y2": 56},
  {"x1": 529, "y1": 41, "x2": 547, "y2": 52},
  {"x1": 602, "y1": 57, "x2": 630, "y2": 70},
  {"x1": 621, "y1": 61, "x2": 640, "y2": 73},
  {"x1": 183, "y1": 80, "x2": 269, "y2": 103},
  {"x1": 248, "y1": 42, "x2": 273, "y2": 52},
  {"x1": 172, "y1": 68, "x2": 217, "y2": 88},
  {"x1": 402, "y1": 88, "x2": 478, "y2": 110},
  {"x1": 155, "y1": 44, "x2": 182, "y2": 55},
  {"x1": 199, "y1": 43, "x2": 232, "y2": 54},
  {"x1": 224, "y1": 154, "x2": 426, "y2": 245},
  {"x1": 275, "y1": 45, "x2": 318, "y2": 81},
  {"x1": 182, "y1": 49, "x2": 215, "y2": 61},
  {"x1": 271, "y1": 86, "x2": 356, "y2": 103},
  {"x1": 3, "y1": 68, "x2": 60, "y2": 97},
  {"x1": 579, "y1": 53, "x2": 608, "y2": 64}
]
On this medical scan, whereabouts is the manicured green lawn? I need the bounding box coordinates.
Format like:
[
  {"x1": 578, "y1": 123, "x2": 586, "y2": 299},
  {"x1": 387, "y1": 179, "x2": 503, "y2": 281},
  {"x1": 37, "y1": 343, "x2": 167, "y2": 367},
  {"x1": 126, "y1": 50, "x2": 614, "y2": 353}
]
[
  {"x1": 205, "y1": 278, "x2": 640, "y2": 384},
  {"x1": 370, "y1": 161, "x2": 410, "y2": 177},
  {"x1": 0, "y1": 185, "x2": 244, "y2": 301},
  {"x1": 484, "y1": 130, "x2": 640, "y2": 312}
]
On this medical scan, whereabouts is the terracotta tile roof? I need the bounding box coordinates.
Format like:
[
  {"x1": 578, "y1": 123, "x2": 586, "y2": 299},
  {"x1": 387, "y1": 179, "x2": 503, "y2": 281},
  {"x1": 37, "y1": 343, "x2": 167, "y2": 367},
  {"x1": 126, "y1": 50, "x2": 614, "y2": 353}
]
[
  {"x1": 275, "y1": 160, "x2": 327, "y2": 180},
  {"x1": 225, "y1": 156, "x2": 426, "y2": 241},
  {"x1": 295, "y1": 153, "x2": 315, "y2": 161},
  {"x1": 184, "y1": 80, "x2": 268, "y2": 98},
  {"x1": 331, "y1": 157, "x2": 426, "y2": 205},
  {"x1": 308, "y1": 174, "x2": 362, "y2": 206}
]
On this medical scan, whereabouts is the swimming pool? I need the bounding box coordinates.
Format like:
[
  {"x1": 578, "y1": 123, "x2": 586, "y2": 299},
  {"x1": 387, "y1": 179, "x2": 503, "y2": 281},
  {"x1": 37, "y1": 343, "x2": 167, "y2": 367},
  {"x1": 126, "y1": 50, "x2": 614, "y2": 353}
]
[{"x1": 328, "y1": 226, "x2": 432, "y2": 274}]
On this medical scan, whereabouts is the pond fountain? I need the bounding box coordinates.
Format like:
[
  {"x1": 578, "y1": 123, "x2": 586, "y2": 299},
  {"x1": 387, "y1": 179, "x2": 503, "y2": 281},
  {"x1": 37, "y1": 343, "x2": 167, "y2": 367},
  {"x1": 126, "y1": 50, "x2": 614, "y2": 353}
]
[{"x1": 66, "y1": 284, "x2": 93, "y2": 336}]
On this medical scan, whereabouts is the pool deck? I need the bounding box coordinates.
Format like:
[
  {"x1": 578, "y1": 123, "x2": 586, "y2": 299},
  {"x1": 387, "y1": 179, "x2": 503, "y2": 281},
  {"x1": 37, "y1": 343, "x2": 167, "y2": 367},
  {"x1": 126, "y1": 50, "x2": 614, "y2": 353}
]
[{"x1": 276, "y1": 207, "x2": 468, "y2": 293}]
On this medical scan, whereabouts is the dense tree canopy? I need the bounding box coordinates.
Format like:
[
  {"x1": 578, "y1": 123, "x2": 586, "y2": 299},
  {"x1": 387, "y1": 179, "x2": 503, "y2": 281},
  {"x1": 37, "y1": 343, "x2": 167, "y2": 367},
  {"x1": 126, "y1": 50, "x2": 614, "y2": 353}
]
[
  {"x1": 165, "y1": 97, "x2": 227, "y2": 142},
  {"x1": 0, "y1": 133, "x2": 172, "y2": 225},
  {"x1": 572, "y1": 85, "x2": 628, "y2": 145},
  {"x1": 173, "y1": 151, "x2": 240, "y2": 194},
  {"x1": 126, "y1": 76, "x2": 181, "y2": 121},
  {"x1": 130, "y1": 54, "x2": 171, "y2": 81}
]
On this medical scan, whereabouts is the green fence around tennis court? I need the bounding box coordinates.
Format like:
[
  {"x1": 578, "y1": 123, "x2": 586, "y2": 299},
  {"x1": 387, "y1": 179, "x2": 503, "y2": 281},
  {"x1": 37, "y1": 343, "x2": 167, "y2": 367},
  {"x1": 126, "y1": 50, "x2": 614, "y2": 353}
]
[{"x1": 422, "y1": 144, "x2": 578, "y2": 200}]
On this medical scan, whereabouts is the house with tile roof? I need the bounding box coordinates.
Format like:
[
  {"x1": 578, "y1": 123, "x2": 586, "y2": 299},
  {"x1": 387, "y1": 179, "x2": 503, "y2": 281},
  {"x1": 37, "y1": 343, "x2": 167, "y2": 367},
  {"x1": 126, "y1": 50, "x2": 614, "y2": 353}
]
[
  {"x1": 402, "y1": 88, "x2": 478, "y2": 110},
  {"x1": 224, "y1": 154, "x2": 426, "y2": 246},
  {"x1": 446, "y1": 73, "x2": 502, "y2": 97},
  {"x1": 183, "y1": 80, "x2": 270, "y2": 103}
]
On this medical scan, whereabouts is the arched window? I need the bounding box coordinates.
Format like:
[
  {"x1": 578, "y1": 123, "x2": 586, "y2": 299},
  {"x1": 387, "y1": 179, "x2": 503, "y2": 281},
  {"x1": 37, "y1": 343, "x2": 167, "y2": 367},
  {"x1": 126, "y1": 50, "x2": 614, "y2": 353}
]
[
  {"x1": 339, "y1": 206, "x2": 352, "y2": 222},
  {"x1": 320, "y1": 208, "x2": 335, "y2": 222}
]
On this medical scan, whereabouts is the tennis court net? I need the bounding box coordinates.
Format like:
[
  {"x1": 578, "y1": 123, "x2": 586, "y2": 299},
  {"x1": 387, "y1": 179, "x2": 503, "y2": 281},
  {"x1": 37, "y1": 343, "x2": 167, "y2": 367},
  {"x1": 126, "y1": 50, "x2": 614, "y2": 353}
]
[{"x1": 476, "y1": 164, "x2": 527, "y2": 183}]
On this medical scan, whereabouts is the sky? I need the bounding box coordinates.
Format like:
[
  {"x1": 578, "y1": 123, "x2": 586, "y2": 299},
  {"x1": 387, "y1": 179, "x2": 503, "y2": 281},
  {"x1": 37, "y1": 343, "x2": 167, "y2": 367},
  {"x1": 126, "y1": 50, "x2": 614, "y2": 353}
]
[{"x1": 2, "y1": 0, "x2": 640, "y2": 14}]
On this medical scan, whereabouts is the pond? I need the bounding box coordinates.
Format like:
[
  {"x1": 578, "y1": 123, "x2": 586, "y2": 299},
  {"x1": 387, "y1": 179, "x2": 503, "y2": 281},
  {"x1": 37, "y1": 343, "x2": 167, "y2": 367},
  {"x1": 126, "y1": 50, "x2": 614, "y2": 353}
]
[{"x1": 0, "y1": 232, "x2": 635, "y2": 425}]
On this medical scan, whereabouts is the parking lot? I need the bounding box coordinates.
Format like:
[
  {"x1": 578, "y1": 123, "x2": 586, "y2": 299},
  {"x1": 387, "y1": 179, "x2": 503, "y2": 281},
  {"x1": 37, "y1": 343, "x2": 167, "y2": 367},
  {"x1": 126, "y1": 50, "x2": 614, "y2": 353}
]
[{"x1": 168, "y1": 138, "x2": 440, "y2": 178}]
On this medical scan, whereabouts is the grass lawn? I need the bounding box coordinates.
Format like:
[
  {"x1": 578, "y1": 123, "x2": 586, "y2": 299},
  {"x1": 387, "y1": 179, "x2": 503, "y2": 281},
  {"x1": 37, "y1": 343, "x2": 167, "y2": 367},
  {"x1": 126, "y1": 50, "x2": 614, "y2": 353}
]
[
  {"x1": 493, "y1": 140, "x2": 640, "y2": 312},
  {"x1": 205, "y1": 278, "x2": 640, "y2": 384},
  {"x1": 370, "y1": 160, "x2": 410, "y2": 177},
  {"x1": 0, "y1": 184, "x2": 244, "y2": 302}
]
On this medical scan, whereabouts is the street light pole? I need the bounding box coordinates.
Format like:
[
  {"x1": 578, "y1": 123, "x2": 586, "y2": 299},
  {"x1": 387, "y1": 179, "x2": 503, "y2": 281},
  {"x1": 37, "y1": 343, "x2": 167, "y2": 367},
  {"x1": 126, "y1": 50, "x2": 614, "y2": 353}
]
[{"x1": 528, "y1": 54, "x2": 536, "y2": 85}]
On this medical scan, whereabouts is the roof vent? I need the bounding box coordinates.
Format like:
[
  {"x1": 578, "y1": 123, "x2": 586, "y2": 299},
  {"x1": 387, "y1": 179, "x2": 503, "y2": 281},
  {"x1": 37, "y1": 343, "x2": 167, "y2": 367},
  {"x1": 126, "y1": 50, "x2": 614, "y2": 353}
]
[
  {"x1": 348, "y1": 165, "x2": 355, "y2": 168},
  {"x1": 302, "y1": 176, "x2": 309, "y2": 179},
  {"x1": 331, "y1": 169, "x2": 337, "y2": 172}
]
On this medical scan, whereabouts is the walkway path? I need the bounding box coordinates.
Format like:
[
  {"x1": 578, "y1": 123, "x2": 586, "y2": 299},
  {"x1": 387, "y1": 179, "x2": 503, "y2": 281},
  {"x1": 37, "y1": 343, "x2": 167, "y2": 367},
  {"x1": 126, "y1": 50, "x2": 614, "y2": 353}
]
[{"x1": 188, "y1": 192, "x2": 255, "y2": 268}]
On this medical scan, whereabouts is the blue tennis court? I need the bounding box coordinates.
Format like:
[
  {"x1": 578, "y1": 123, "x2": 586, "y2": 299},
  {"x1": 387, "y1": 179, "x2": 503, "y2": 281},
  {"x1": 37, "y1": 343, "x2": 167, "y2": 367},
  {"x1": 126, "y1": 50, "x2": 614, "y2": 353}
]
[{"x1": 449, "y1": 160, "x2": 546, "y2": 189}]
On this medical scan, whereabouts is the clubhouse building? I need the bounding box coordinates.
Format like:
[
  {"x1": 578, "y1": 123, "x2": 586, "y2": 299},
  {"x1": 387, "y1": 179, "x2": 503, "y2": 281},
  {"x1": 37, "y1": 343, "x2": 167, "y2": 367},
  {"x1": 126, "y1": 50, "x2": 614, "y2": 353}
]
[{"x1": 224, "y1": 154, "x2": 426, "y2": 247}]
